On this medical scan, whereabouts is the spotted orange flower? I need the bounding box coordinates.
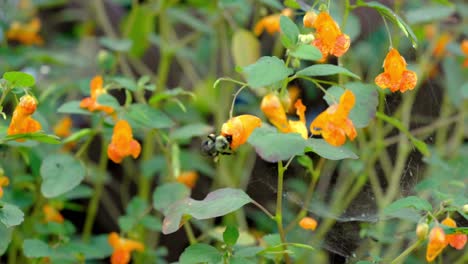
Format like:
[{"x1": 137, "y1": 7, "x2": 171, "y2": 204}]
[
  {"x1": 6, "y1": 18, "x2": 43, "y2": 45},
  {"x1": 54, "y1": 116, "x2": 73, "y2": 138},
  {"x1": 107, "y1": 120, "x2": 141, "y2": 164},
  {"x1": 220, "y1": 115, "x2": 262, "y2": 150},
  {"x1": 299, "y1": 217, "x2": 318, "y2": 231},
  {"x1": 176, "y1": 171, "x2": 199, "y2": 189},
  {"x1": 254, "y1": 8, "x2": 293, "y2": 36},
  {"x1": 43, "y1": 204, "x2": 64, "y2": 223},
  {"x1": 375, "y1": 48, "x2": 417, "y2": 93},
  {"x1": 260, "y1": 93, "x2": 308, "y2": 139},
  {"x1": 80, "y1": 75, "x2": 114, "y2": 114},
  {"x1": 442, "y1": 216, "x2": 467, "y2": 250},
  {"x1": 0, "y1": 176, "x2": 9, "y2": 198},
  {"x1": 8, "y1": 95, "x2": 41, "y2": 139},
  {"x1": 461, "y1": 40, "x2": 468, "y2": 67},
  {"x1": 108, "y1": 232, "x2": 144, "y2": 264},
  {"x1": 306, "y1": 11, "x2": 350, "y2": 61},
  {"x1": 426, "y1": 226, "x2": 447, "y2": 262},
  {"x1": 310, "y1": 90, "x2": 356, "y2": 146}
]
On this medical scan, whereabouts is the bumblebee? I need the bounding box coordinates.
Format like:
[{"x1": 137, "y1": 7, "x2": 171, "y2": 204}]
[{"x1": 201, "y1": 133, "x2": 233, "y2": 157}]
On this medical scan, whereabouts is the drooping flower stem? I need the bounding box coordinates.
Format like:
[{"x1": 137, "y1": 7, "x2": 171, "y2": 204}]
[{"x1": 276, "y1": 160, "x2": 291, "y2": 264}]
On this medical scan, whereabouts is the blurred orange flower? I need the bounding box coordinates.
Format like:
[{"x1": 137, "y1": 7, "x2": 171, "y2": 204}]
[
  {"x1": 108, "y1": 232, "x2": 144, "y2": 264},
  {"x1": 43, "y1": 204, "x2": 64, "y2": 223},
  {"x1": 6, "y1": 18, "x2": 43, "y2": 45},
  {"x1": 303, "y1": 11, "x2": 317, "y2": 28},
  {"x1": 177, "y1": 171, "x2": 199, "y2": 189},
  {"x1": 54, "y1": 116, "x2": 73, "y2": 138},
  {"x1": 299, "y1": 217, "x2": 317, "y2": 231},
  {"x1": 307, "y1": 11, "x2": 350, "y2": 61},
  {"x1": 310, "y1": 90, "x2": 356, "y2": 146},
  {"x1": 441, "y1": 216, "x2": 467, "y2": 250},
  {"x1": 221, "y1": 115, "x2": 262, "y2": 150},
  {"x1": 261, "y1": 93, "x2": 308, "y2": 139},
  {"x1": 426, "y1": 226, "x2": 447, "y2": 262},
  {"x1": 432, "y1": 33, "x2": 451, "y2": 58},
  {"x1": 0, "y1": 176, "x2": 10, "y2": 198},
  {"x1": 107, "y1": 120, "x2": 141, "y2": 164},
  {"x1": 375, "y1": 48, "x2": 417, "y2": 93},
  {"x1": 8, "y1": 95, "x2": 41, "y2": 138},
  {"x1": 80, "y1": 75, "x2": 114, "y2": 114},
  {"x1": 461, "y1": 40, "x2": 468, "y2": 67},
  {"x1": 254, "y1": 8, "x2": 293, "y2": 36}
]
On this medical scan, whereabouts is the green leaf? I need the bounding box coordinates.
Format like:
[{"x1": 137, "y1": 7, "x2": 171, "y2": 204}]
[
  {"x1": 296, "y1": 64, "x2": 360, "y2": 79},
  {"x1": 124, "y1": 104, "x2": 174, "y2": 129},
  {"x1": 357, "y1": 1, "x2": 417, "y2": 48},
  {"x1": 442, "y1": 57, "x2": 464, "y2": 107},
  {"x1": 110, "y1": 76, "x2": 137, "y2": 91},
  {"x1": 141, "y1": 215, "x2": 162, "y2": 231},
  {"x1": 283, "y1": 0, "x2": 301, "y2": 9},
  {"x1": 232, "y1": 29, "x2": 260, "y2": 67},
  {"x1": 62, "y1": 128, "x2": 93, "y2": 144},
  {"x1": 0, "y1": 223, "x2": 12, "y2": 255},
  {"x1": 0, "y1": 203, "x2": 24, "y2": 227},
  {"x1": 57, "y1": 101, "x2": 91, "y2": 115},
  {"x1": 289, "y1": 45, "x2": 322, "y2": 61},
  {"x1": 152, "y1": 183, "x2": 190, "y2": 213},
  {"x1": 179, "y1": 244, "x2": 222, "y2": 264},
  {"x1": 1, "y1": 132, "x2": 61, "y2": 144},
  {"x1": 223, "y1": 225, "x2": 240, "y2": 246},
  {"x1": 242, "y1": 56, "x2": 293, "y2": 89},
  {"x1": 323, "y1": 82, "x2": 379, "y2": 128},
  {"x1": 96, "y1": 94, "x2": 120, "y2": 109},
  {"x1": 306, "y1": 139, "x2": 358, "y2": 160},
  {"x1": 406, "y1": 5, "x2": 455, "y2": 24},
  {"x1": 122, "y1": 4, "x2": 156, "y2": 57},
  {"x1": 383, "y1": 196, "x2": 432, "y2": 215},
  {"x1": 3, "y1": 71, "x2": 35, "y2": 87},
  {"x1": 461, "y1": 82, "x2": 468, "y2": 99},
  {"x1": 40, "y1": 154, "x2": 85, "y2": 198},
  {"x1": 280, "y1": 15, "x2": 299, "y2": 47},
  {"x1": 99, "y1": 37, "x2": 132, "y2": 52},
  {"x1": 171, "y1": 124, "x2": 213, "y2": 142},
  {"x1": 248, "y1": 126, "x2": 307, "y2": 163},
  {"x1": 162, "y1": 188, "x2": 252, "y2": 234},
  {"x1": 23, "y1": 239, "x2": 52, "y2": 258}
]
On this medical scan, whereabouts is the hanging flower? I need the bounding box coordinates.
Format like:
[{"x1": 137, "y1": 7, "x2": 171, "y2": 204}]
[
  {"x1": 220, "y1": 115, "x2": 262, "y2": 150},
  {"x1": 310, "y1": 90, "x2": 356, "y2": 146},
  {"x1": 441, "y1": 216, "x2": 467, "y2": 250},
  {"x1": 426, "y1": 226, "x2": 447, "y2": 262},
  {"x1": 254, "y1": 8, "x2": 293, "y2": 36},
  {"x1": 108, "y1": 232, "x2": 144, "y2": 264},
  {"x1": 286, "y1": 85, "x2": 301, "y2": 114},
  {"x1": 107, "y1": 120, "x2": 141, "y2": 164},
  {"x1": 54, "y1": 116, "x2": 73, "y2": 138},
  {"x1": 461, "y1": 40, "x2": 468, "y2": 67},
  {"x1": 302, "y1": 11, "x2": 317, "y2": 28},
  {"x1": 8, "y1": 95, "x2": 42, "y2": 139},
  {"x1": 80, "y1": 75, "x2": 114, "y2": 114},
  {"x1": 260, "y1": 93, "x2": 308, "y2": 139},
  {"x1": 176, "y1": 171, "x2": 199, "y2": 189},
  {"x1": 6, "y1": 17, "x2": 43, "y2": 45},
  {"x1": 305, "y1": 11, "x2": 350, "y2": 61},
  {"x1": 299, "y1": 217, "x2": 318, "y2": 231},
  {"x1": 43, "y1": 204, "x2": 64, "y2": 223},
  {"x1": 0, "y1": 176, "x2": 9, "y2": 198},
  {"x1": 375, "y1": 48, "x2": 417, "y2": 93}
]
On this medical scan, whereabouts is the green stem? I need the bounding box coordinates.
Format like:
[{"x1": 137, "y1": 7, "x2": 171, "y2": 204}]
[
  {"x1": 390, "y1": 240, "x2": 422, "y2": 264},
  {"x1": 138, "y1": 130, "x2": 155, "y2": 199},
  {"x1": 276, "y1": 161, "x2": 291, "y2": 264},
  {"x1": 184, "y1": 222, "x2": 197, "y2": 245}
]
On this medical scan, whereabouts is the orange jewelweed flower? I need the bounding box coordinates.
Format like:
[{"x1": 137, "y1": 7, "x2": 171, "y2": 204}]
[
  {"x1": 80, "y1": 75, "x2": 114, "y2": 114},
  {"x1": 310, "y1": 90, "x2": 356, "y2": 146},
  {"x1": 426, "y1": 226, "x2": 447, "y2": 262},
  {"x1": 0, "y1": 176, "x2": 10, "y2": 198},
  {"x1": 375, "y1": 48, "x2": 417, "y2": 93},
  {"x1": 107, "y1": 120, "x2": 141, "y2": 164},
  {"x1": 53, "y1": 116, "x2": 73, "y2": 138},
  {"x1": 287, "y1": 85, "x2": 301, "y2": 114},
  {"x1": 299, "y1": 217, "x2": 318, "y2": 231},
  {"x1": 442, "y1": 216, "x2": 467, "y2": 250},
  {"x1": 303, "y1": 11, "x2": 317, "y2": 28},
  {"x1": 260, "y1": 93, "x2": 308, "y2": 139},
  {"x1": 6, "y1": 18, "x2": 43, "y2": 45},
  {"x1": 108, "y1": 232, "x2": 144, "y2": 264},
  {"x1": 432, "y1": 33, "x2": 451, "y2": 58},
  {"x1": 461, "y1": 40, "x2": 468, "y2": 67},
  {"x1": 8, "y1": 95, "x2": 41, "y2": 138},
  {"x1": 254, "y1": 8, "x2": 293, "y2": 36},
  {"x1": 308, "y1": 11, "x2": 350, "y2": 61},
  {"x1": 176, "y1": 171, "x2": 199, "y2": 189},
  {"x1": 43, "y1": 204, "x2": 64, "y2": 223},
  {"x1": 220, "y1": 115, "x2": 262, "y2": 150}
]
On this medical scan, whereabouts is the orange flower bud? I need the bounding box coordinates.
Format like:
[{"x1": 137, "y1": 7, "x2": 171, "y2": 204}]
[
  {"x1": 108, "y1": 232, "x2": 144, "y2": 264},
  {"x1": 416, "y1": 222, "x2": 429, "y2": 240},
  {"x1": 107, "y1": 120, "x2": 141, "y2": 164},
  {"x1": 461, "y1": 40, "x2": 468, "y2": 67},
  {"x1": 80, "y1": 75, "x2": 115, "y2": 114},
  {"x1": 176, "y1": 171, "x2": 199, "y2": 189},
  {"x1": 7, "y1": 95, "x2": 41, "y2": 138},
  {"x1": 303, "y1": 11, "x2": 317, "y2": 28},
  {"x1": 220, "y1": 115, "x2": 262, "y2": 150},
  {"x1": 375, "y1": 48, "x2": 417, "y2": 93},
  {"x1": 442, "y1": 216, "x2": 467, "y2": 250},
  {"x1": 299, "y1": 217, "x2": 318, "y2": 231},
  {"x1": 426, "y1": 226, "x2": 447, "y2": 262},
  {"x1": 0, "y1": 176, "x2": 9, "y2": 198},
  {"x1": 310, "y1": 11, "x2": 350, "y2": 61},
  {"x1": 43, "y1": 204, "x2": 64, "y2": 223}
]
